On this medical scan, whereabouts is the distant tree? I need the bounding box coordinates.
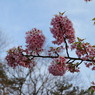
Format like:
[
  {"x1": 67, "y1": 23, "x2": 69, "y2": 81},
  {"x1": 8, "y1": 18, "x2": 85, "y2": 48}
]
[
  {"x1": 48, "y1": 79, "x2": 91, "y2": 95},
  {"x1": 0, "y1": 61, "x2": 91, "y2": 95}
]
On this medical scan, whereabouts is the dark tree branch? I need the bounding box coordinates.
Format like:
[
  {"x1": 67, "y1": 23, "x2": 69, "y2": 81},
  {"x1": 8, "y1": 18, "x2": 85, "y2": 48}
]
[{"x1": 64, "y1": 38, "x2": 69, "y2": 57}]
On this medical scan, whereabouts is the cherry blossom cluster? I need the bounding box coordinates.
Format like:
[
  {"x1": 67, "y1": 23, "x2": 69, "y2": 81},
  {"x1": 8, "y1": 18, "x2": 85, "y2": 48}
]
[
  {"x1": 67, "y1": 63, "x2": 80, "y2": 73},
  {"x1": 71, "y1": 38, "x2": 95, "y2": 60},
  {"x1": 48, "y1": 56, "x2": 67, "y2": 76},
  {"x1": 26, "y1": 28, "x2": 45, "y2": 53},
  {"x1": 5, "y1": 12, "x2": 95, "y2": 77},
  {"x1": 50, "y1": 14, "x2": 75, "y2": 45},
  {"x1": 6, "y1": 46, "x2": 36, "y2": 68},
  {"x1": 85, "y1": 62, "x2": 95, "y2": 70},
  {"x1": 71, "y1": 38, "x2": 95, "y2": 70}
]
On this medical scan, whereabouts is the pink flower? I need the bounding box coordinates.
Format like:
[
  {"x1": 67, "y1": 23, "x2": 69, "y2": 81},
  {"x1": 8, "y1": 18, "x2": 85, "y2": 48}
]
[
  {"x1": 48, "y1": 57, "x2": 67, "y2": 76},
  {"x1": 85, "y1": 63, "x2": 92, "y2": 68},
  {"x1": 92, "y1": 67, "x2": 95, "y2": 70},
  {"x1": 26, "y1": 28, "x2": 45, "y2": 53},
  {"x1": 91, "y1": 87, "x2": 95, "y2": 91},
  {"x1": 50, "y1": 14, "x2": 75, "y2": 45},
  {"x1": 71, "y1": 40, "x2": 95, "y2": 60},
  {"x1": 67, "y1": 63, "x2": 80, "y2": 73},
  {"x1": 5, "y1": 46, "x2": 36, "y2": 68}
]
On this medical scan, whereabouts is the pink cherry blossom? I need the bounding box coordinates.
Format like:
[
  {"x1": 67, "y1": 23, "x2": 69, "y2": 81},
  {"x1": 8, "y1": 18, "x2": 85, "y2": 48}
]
[
  {"x1": 50, "y1": 14, "x2": 75, "y2": 45},
  {"x1": 85, "y1": 62, "x2": 92, "y2": 68},
  {"x1": 48, "y1": 56, "x2": 67, "y2": 76},
  {"x1": 71, "y1": 41, "x2": 95, "y2": 60},
  {"x1": 6, "y1": 46, "x2": 36, "y2": 68},
  {"x1": 92, "y1": 67, "x2": 95, "y2": 70},
  {"x1": 26, "y1": 28, "x2": 45, "y2": 53},
  {"x1": 67, "y1": 63, "x2": 80, "y2": 73}
]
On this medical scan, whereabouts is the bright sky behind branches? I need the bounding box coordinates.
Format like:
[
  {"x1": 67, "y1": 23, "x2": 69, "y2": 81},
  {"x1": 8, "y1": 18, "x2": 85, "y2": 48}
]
[
  {"x1": 0, "y1": 0, "x2": 95, "y2": 46},
  {"x1": 0, "y1": 0, "x2": 95, "y2": 87}
]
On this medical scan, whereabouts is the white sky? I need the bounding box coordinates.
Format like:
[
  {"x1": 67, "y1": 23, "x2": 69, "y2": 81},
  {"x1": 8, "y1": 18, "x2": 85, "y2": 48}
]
[
  {"x1": 0, "y1": 0, "x2": 95, "y2": 87},
  {"x1": 0, "y1": 0, "x2": 95, "y2": 46}
]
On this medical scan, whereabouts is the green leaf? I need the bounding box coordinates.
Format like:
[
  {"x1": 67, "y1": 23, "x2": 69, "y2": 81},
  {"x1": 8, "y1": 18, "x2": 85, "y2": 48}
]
[
  {"x1": 77, "y1": 37, "x2": 80, "y2": 41},
  {"x1": 76, "y1": 62, "x2": 79, "y2": 65},
  {"x1": 59, "y1": 11, "x2": 66, "y2": 15},
  {"x1": 92, "y1": 45, "x2": 95, "y2": 48},
  {"x1": 92, "y1": 63, "x2": 95, "y2": 65},
  {"x1": 73, "y1": 42, "x2": 79, "y2": 45},
  {"x1": 77, "y1": 44, "x2": 82, "y2": 49},
  {"x1": 77, "y1": 37, "x2": 84, "y2": 42},
  {"x1": 56, "y1": 47, "x2": 60, "y2": 50},
  {"x1": 88, "y1": 86, "x2": 95, "y2": 94},
  {"x1": 92, "y1": 18, "x2": 95, "y2": 21},
  {"x1": 91, "y1": 90, "x2": 94, "y2": 94},
  {"x1": 50, "y1": 47, "x2": 53, "y2": 48}
]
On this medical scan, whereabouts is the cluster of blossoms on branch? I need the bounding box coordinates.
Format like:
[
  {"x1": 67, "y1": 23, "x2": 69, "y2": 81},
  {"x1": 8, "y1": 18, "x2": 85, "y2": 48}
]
[
  {"x1": 6, "y1": 46, "x2": 36, "y2": 68},
  {"x1": 5, "y1": 12, "x2": 95, "y2": 76},
  {"x1": 48, "y1": 56, "x2": 80, "y2": 76},
  {"x1": 48, "y1": 56, "x2": 67, "y2": 76},
  {"x1": 71, "y1": 38, "x2": 95, "y2": 60},
  {"x1": 71, "y1": 37, "x2": 95, "y2": 70},
  {"x1": 26, "y1": 28, "x2": 45, "y2": 54},
  {"x1": 50, "y1": 14, "x2": 75, "y2": 45}
]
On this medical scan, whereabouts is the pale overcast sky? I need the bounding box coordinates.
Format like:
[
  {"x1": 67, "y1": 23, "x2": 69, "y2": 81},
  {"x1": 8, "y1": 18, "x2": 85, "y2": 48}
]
[
  {"x1": 0, "y1": 0, "x2": 95, "y2": 46},
  {"x1": 0, "y1": 0, "x2": 95, "y2": 87}
]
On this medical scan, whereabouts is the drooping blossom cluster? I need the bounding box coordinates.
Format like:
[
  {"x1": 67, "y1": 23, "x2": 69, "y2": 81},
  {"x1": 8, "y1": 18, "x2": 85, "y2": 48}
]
[
  {"x1": 48, "y1": 56, "x2": 67, "y2": 76},
  {"x1": 26, "y1": 28, "x2": 45, "y2": 53},
  {"x1": 71, "y1": 38, "x2": 95, "y2": 70},
  {"x1": 71, "y1": 38, "x2": 95, "y2": 60},
  {"x1": 67, "y1": 63, "x2": 80, "y2": 73},
  {"x1": 85, "y1": 62, "x2": 93, "y2": 68},
  {"x1": 50, "y1": 14, "x2": 75, "y2": 45},
  {"x1": 6, "y1": 46, "x2": 36, "y2": 68},
  {"x1": 85, "y1": 62, "x2": 95, "y2": 70}
]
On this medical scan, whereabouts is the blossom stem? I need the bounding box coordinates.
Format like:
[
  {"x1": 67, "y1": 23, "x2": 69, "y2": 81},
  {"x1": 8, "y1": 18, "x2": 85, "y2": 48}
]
[{"x1": 64, "y1": 38, "x2": 69, "y2": 57}]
